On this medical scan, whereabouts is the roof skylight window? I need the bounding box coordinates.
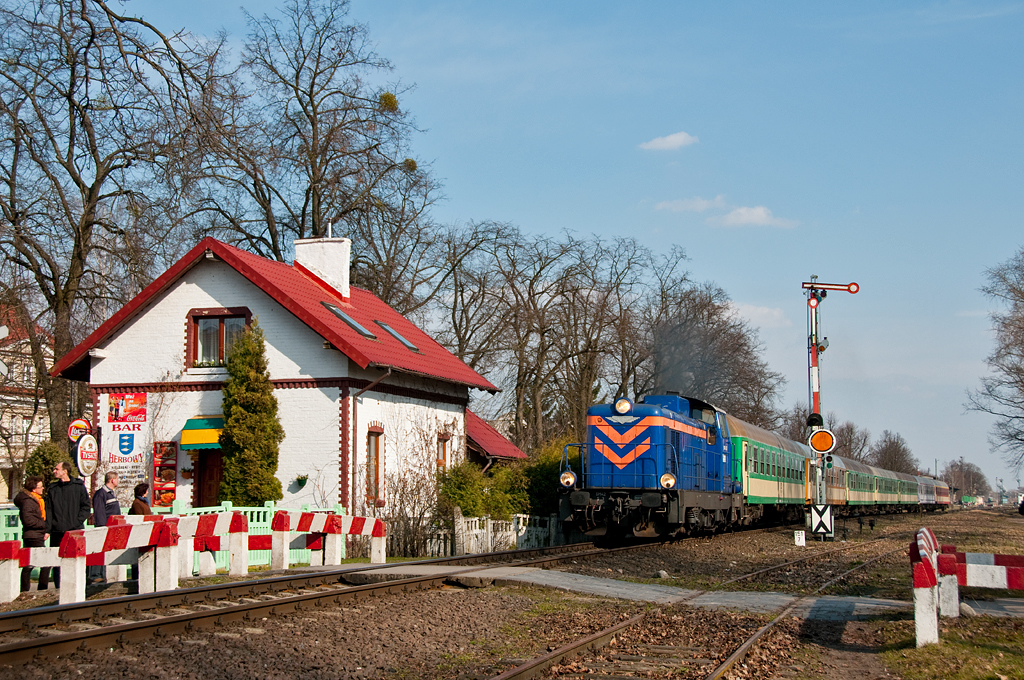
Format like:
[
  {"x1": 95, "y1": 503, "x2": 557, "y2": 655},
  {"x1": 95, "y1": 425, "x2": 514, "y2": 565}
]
[
  {"x1": 321, "y1": 301, "x2": 376, "y2": 339},
  {"x1": 377, "y1": 321, "x2": 419, "y2": 352}
]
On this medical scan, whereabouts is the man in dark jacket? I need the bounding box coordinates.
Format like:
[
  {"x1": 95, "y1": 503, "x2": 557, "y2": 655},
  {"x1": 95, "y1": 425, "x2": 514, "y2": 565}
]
[
  {"x1": 88, "y1": 471, "x2": 119, "y2": 583},
  {"x1": 47, "y1": 461, "x2": 91, "y2": 588}
]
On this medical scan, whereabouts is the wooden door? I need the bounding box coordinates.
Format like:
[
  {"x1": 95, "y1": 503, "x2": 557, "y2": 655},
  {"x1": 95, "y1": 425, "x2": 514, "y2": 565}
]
[{"x1": 196, "y1": 451, "x2": 223, "y2": 508}]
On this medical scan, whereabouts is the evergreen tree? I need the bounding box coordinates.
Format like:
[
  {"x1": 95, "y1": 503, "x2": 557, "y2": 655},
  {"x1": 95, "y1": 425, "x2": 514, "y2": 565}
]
[
  {"x1": 218, "y1": 320, "x2": 284, "y2": 505},
  {"x1": 25, "y1": 441, "x2": 78, "y2": 492}
]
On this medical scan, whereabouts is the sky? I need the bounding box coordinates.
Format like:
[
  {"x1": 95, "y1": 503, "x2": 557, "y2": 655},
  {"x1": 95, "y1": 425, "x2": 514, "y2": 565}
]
[{"x1": 129, "y1": 1, "x2": 1024, "y2": 493}]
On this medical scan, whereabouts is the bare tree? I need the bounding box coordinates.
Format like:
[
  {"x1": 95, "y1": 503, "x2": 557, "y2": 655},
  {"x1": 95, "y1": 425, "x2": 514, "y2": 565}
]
[
  {"x1": 831, "y1": 420, "x2": 871, "y2": 462},
  {"x1": 868, "y1": 430, "x2": 919, "y2": 474},
  {"x1": 941, "y1": 458, "x2": 991, "y2": 500},
  {"x1": 651, "y1": 280, "x2": 785, "y2": 429},
  {"x1": 0, "y1": 0, "x2": 208, "y2": 446},
  {"x1": 968, "y1": 246, "x2": 1024, "y2": 468},
  {"x1": 191, "y1": 0, "x2": 424, "y2": 263}
]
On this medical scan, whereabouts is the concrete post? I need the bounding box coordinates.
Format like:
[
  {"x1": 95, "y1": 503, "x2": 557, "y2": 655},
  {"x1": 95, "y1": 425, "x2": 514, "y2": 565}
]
[
  {"x1": 228, "y1": 531, "x2": 249, "y2": 576},
  {"x1": 323, "y1": 534, "x2": 343, "y2": 566},
  {"x1": 549, "y1": 513, "x2": 559, "y2": 547},
  {"x1": 109, "y1": 564, "x2": 129, "y2": 583},
  {"x1": 370, "y1": 536, "x2": 386, "y2": 564},
  {"x1": 453, "y1": 506, "x2": 465, "y2": 556},
  {"x1": 179, "y1": 537, "x2": 195, "y2": 580},
  {"x1": 271, "y1": 530, "x2": 290, "y2": 570},
  {"x1": 59, "y1": 555, "x2": 86, "y2": 605},
  {"x1": 937, "y1": 551, "x2": 959, "y2": 618},
  {"x1": 914, "y1": 585, "x2": 939, "y2": 647},
  {"x1": 485, "y1": 516, "x2": 493, "y2": 553},
  {"x1": 138, "y1": 548, "x2": 157, "y2": 594},
  {"x1": 938, "y1": 574, "x2": 959, "y2": 618},
  {"x1": 0, "y1": 541, "x2": 20, "y2": 603},
  {"x1": 155, "y1": 544, "x2": 179, "y2": 592},
  {"x1": 196, "y1": 551, "x2": 217, "y2": 576}
]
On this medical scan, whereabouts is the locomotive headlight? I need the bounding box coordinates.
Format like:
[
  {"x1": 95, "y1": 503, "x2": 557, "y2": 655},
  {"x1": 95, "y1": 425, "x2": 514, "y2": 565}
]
[
  {"x1": 614, "y1": 398, "x2": 632, "y2": 414},
  {"x1": 659, "y1": 473, "x2": 676, "y2": 489},
  {"x1": 559, "y1": 471, "x2": 577, "y2": 488}
]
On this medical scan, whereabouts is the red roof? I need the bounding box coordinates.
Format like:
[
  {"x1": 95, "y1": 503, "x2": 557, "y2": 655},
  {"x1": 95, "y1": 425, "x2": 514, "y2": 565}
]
[
  {"x1": 51, "y1": 238, "x2": 497, "y2": 392},
  {"x1": 466, "y1": 409, "x2": 527, "y2": 460}
]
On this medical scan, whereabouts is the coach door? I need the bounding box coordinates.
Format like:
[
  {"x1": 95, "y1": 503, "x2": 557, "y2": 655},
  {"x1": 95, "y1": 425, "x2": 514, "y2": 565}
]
[{"x1": 742, "y1": 441, "x2": 750, "y2": 495}]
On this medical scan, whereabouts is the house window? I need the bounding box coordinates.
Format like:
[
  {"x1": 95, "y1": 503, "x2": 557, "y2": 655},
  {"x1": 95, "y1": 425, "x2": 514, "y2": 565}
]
[
  {"x1": 187, "y1": 308, "x2": 250, "y2": 368},
  {"x1": 366, "y1": 424, "x2": 385, "y2": 506},
  {"x1": 437, "y1": 434, "x2": 451, "y2": 469}
]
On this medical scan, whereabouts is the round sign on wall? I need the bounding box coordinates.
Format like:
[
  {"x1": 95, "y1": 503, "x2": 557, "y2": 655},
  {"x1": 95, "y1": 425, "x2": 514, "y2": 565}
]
[
  {"x1": 77, "y1": 434, "x2": 99, "y2": 476},
  {"x1": 68, "y1": 418, "x2": 92, "y2": 442}
]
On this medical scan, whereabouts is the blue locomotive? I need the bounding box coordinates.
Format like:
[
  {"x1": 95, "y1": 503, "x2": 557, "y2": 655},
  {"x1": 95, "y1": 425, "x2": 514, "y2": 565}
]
[{"x1": 559, "y1": 392, "x2": 949, "y2": 539}]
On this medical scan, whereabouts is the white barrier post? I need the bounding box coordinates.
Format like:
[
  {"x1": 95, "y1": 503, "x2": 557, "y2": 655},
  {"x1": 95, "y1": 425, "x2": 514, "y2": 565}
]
[
  {"x1": 138, "y1": 548, "x2": 157, "y2": 594},
  {"x1": 0, "y1": 542, "x2": 20, "y2": 602},
  {"x1": 229, "y1": 530, "x2": 249, "y2": 576},
  {"x1": 271, "y1": 511, "x2": 292, "y2": 571},
  {"x1": 176, "y1": 516, "x2": 198, "y2": 580},
  {"x1": 911, "y1": 528, "x2": 939, "y2": 647},
  {"x1": 370, "y1": 536, "x2": 386, "y2": 564}
]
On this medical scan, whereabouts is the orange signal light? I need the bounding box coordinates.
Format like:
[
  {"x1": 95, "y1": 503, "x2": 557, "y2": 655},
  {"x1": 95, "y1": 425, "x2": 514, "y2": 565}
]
[{"x1": 808, "y1": 428, "x2": 836, "y2": 454}]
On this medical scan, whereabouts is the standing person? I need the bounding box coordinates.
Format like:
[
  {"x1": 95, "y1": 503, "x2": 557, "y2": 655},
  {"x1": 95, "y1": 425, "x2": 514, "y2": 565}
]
[
  {"x1": 89, "y1": 471, "x2": 120, "y2": 584},
  {"x1": 130, "y1": 483, "x2": 152, "y2": 516},
  {"x1": 47, "y1": 461, "x2": 91, "y2": 589},
  {"x1": 128, "y1": 483, "x2": 152, "y2": 582},
  {"x1": 13, "y1": 476, "x2": 50, "y2": 594}
]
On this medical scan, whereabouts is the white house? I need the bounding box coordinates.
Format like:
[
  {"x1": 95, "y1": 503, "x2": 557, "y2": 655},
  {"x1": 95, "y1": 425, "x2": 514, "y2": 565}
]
[{"x1": 52, "y1": 237, "x2": 524, "y2": 515}]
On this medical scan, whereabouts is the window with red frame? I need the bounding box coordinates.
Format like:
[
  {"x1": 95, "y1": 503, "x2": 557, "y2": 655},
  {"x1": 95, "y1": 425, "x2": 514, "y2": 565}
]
[
  {"x1": 436, "y1": 434, "x2": 451, "y2": 469},
  {"x1": 188, "y1": 308, "x2": 250, "y2": 368},
  {"x1": 367, "y1": 427, "x2": 384, "y2": 506}
]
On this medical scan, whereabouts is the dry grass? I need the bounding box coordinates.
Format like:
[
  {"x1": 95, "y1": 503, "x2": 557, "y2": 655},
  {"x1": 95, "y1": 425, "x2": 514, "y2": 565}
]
[{"x1": 880, "y1": 615, "x2": 1024, "y2": 680}]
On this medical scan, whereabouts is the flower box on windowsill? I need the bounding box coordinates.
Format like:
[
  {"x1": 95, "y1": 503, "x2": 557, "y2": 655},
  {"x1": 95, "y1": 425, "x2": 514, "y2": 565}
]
[{"x1": 186, "y1": 366, "x2": 229, "y2": 377}]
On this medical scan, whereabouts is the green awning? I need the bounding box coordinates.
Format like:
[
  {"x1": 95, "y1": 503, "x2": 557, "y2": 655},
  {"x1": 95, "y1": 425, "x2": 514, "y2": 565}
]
[{"x1": 181, "y1": 416, "x2": 224, "y2": 450}]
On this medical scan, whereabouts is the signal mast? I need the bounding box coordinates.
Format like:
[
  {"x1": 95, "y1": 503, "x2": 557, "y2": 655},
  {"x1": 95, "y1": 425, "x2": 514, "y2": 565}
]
[{"x1": 802, "y1": 276, "x2": 858, "y2": 507}]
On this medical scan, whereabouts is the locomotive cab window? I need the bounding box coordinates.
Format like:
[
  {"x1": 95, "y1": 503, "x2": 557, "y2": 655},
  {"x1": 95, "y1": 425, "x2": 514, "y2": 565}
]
[{"x1": 706, "y1": 427, "x2": 716, "y2": 446}]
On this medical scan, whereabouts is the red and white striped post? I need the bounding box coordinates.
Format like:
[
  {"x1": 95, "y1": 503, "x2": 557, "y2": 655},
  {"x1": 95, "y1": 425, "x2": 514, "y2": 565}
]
[
  {"x1": 910, "y1": 527, "x2": 940, "y2": 647},
  {"x1": 802, "y1": 278, "x2": 859, "y2": 418}
]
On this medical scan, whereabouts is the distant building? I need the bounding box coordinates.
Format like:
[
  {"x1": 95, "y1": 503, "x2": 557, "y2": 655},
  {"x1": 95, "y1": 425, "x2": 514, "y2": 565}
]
[
  {"x1": 0, "y1": 309, "x2": 51, "y2": 500},
  {"x1": 52, "y1": 237, "x2": 525, "y2": 514}
]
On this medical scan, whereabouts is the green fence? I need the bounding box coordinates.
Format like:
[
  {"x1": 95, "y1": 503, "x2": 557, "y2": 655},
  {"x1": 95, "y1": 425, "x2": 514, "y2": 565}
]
[
  {"x1": 1, "y1": 506, "x2": 20, "y2": 543},
  {"x1": 1, "y1": 501, "x2": 349, "y2": 573}
]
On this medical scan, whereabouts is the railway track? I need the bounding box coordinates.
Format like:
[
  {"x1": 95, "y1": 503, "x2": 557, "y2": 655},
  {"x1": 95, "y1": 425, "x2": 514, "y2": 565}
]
[
  {"x1": 0, "y1": 515, "x2": 923, "y2": 671},
  {"x1": 0, "y1": 542, "x2": 612, "y2": 666},
  {"x1": 489, "y1": 537, "x2": 911, "y2": 679}
]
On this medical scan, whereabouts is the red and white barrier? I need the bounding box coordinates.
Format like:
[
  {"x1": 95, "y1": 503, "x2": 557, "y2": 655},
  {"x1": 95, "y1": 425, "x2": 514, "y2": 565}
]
[
  {"x1": 913, "y1": 528, "x2": 1024, "y2": 646},
  {"x1": 910, "y1": 527, "x2": 940, "y2": 647},
  {"x1": 2, "y1": 509, "x2": 387, "y2": 602},
  {"x1": 0, "y1": 519, "x2": 179, "y2": 605},
  {"x1": 268, "y1": 510, "x2": 386, "y2": 569}
]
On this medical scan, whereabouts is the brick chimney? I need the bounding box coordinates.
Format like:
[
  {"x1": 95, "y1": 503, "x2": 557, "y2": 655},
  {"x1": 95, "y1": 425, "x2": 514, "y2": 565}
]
[{"x1": 293, "y1": 237, "x2": 351, "y2": 300}]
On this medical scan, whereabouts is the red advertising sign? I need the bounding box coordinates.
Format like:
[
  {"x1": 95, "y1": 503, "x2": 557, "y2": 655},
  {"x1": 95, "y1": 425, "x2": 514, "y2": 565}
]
[
  {"x1": 77, "y1": 434, "x2": 99, "y2": 476},
  {"x1": 68, "y1": 417, "x2": 92, "y2": 442},
  {"x1": 108, "y1": 393, "x2": 147, "y2": 423}
]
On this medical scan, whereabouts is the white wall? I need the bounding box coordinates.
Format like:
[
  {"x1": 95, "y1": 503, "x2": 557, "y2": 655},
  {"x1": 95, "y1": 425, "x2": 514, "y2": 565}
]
[
  {"x1": 87, "y1": 258, "x2": 471, "y2": 513},
  {"x1": 90, "y1": 260, "x2": 350, "y2": 384}
]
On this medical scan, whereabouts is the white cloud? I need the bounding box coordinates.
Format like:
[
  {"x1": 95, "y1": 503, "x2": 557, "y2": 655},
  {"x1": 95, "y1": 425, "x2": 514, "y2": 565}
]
[
  {"x1": 730, "y1": 303, "x2": 792, "y2": 329},
  {"x1": 639, "y1": 131, "x2": 699, "y2": 151},
  {"x1": 712, "y1": 206, "x2": 798, "y2": 228},
  {"x1": 654, "y1": 195, "x2": 726, "y2": 212}
]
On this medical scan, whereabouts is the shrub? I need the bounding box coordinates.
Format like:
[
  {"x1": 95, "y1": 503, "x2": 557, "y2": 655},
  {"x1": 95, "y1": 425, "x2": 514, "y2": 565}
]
[
  {"x1": 437, "y1": 460, "x2": 529, "y2": 521},
  {"x1": 219, "y1": 319, "x2": 284, "y2": 505},
  {"x1": 24, "y1": 440, "x2": 78, "y2": 492},
  {"x1": 523, "y1": 435, "x2": 580, "y2": 516}
]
